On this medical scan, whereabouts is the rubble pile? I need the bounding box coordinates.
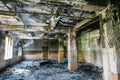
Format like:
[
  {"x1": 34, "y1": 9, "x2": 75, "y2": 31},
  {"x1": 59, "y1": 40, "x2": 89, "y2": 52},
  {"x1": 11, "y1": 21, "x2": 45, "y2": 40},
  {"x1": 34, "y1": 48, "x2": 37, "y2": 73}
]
[{"x1": 0, "y1": 60, "x2": 103, "y2": 80}]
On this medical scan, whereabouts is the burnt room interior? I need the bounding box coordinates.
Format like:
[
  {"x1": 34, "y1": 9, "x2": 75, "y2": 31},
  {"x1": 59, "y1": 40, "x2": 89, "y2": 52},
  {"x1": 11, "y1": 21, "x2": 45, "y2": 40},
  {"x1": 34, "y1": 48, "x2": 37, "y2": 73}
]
[{"x1": 0, "y1": 0, "x2": 120, "y2": 80}]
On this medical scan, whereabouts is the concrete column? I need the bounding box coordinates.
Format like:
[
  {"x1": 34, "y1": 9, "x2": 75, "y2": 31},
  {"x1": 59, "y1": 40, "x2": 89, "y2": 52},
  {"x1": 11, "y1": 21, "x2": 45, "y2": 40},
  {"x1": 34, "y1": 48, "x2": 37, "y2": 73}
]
[
  {"x1": 100, "y1": 5, "x2": 120, "y2": 80},
  {"x1": 68, "y1": 28, "x2": 78, "y2": 71},
  {"x1": 58, "y1": 37, "x2": 64, "y2": 63}
]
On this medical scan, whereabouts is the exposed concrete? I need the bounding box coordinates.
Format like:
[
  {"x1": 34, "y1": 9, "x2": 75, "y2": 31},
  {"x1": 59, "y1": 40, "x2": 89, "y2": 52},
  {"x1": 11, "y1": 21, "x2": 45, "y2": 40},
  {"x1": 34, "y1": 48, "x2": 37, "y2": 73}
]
[
  {"x1": 23, "y1": 51, "x2": 43, "y2": 60},
  {"x1": 23, "y1": 39, "x2": 58, "y2": 60},
  {"x1": 77, "y1": 29, "x2": 102, "y2": 67},
  {"x1": 48, "y1": 51, "x2": 58, "y2": 60},
  {"x1": 1, "y1": 1, "x2": 120, "y2": 80},
  {"x1": 68, "y1": 28, "x2": 78, "y2": 71},
  {"x1": 100, "y1": 5, "x2": 120, "y2": 80},
  {"x1": 77, "y1": 50, "x2": 84, "y2": 62}
]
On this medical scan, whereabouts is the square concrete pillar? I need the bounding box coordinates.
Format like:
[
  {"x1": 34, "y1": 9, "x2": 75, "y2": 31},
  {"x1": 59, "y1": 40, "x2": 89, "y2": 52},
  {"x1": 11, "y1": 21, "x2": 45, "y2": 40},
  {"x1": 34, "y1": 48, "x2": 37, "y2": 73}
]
[
  {"x1": 58, "y1": 37, "x2": 64, "y2": 63},
  {"x1": 100, "y1": 5, "x2": 120, "y2": 80},
  {"x1": 67, "y1": 28, "x2": 78, "y2": 71}
]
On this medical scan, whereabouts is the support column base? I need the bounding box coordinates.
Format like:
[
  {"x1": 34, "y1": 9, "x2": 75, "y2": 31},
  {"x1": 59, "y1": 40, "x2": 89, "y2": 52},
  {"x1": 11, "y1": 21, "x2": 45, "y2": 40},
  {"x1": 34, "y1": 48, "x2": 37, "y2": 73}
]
[
  {"x1": 110, "y1": 72, "x2": 120, "y2": 80},
  {"x1": 68, "y1": 61, "x2": 78, "y2": 71}
]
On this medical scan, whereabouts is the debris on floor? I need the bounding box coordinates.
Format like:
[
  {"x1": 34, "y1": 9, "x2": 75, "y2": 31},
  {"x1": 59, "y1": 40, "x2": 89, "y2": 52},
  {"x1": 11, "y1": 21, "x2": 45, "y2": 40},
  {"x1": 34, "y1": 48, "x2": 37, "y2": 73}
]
[
  {"x1": 0, "y1": 60, "x2": 103, "y2": 80},
  {"x1": 33, "y1": 60, "x2": 50, "y2": 66}
]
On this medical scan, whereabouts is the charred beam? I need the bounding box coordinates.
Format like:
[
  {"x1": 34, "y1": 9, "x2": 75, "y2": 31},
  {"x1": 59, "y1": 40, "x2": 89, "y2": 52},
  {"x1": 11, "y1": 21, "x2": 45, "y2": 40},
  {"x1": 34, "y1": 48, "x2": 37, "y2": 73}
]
[
  {"x1": 4, "y1": 0, "x2": 105, "y2": 11},
  {"x1": 73, "y1": 16, "x2": 99, "y2": 32},
  {"x1": 0, "y1": 10, "x2": 95, "y2": 19}
]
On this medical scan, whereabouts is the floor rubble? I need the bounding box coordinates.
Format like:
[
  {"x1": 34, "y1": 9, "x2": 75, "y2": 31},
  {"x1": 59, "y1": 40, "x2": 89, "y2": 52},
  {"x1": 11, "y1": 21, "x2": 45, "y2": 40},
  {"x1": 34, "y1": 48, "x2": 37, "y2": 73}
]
[{"x1": 0, "y1": 60, "x2": 103, "y2": 80}]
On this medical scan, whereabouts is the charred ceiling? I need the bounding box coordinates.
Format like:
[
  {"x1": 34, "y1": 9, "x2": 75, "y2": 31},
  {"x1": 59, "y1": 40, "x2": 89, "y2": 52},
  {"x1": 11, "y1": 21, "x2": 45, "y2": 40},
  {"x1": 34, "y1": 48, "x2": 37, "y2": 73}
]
[
  {"x1": 0, "y1": 0, "x2": 106, "y2": 39},
  {"x1": 76, "y1": 20, "x2": 100, "y2": 37},
  {"x1": 110, "y1": 0, "x2": 120, "y2": 8},
  {"x1": 85, "y1": 0, "x2": 108, "y2": 6}
]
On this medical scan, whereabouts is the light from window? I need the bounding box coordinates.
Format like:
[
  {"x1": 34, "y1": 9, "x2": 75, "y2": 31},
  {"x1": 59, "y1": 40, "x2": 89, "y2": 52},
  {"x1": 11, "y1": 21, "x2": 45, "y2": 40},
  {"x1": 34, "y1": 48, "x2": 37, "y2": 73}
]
[{"x1": 4, "y1": 36, "x2": 13, "y2": 60}]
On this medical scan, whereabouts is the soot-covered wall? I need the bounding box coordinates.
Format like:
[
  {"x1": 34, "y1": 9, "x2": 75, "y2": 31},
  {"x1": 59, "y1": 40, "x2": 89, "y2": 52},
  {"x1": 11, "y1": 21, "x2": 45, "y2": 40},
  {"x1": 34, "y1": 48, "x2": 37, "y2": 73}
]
[
  {"x1": 77, "y1": 29, "x2": 103, "y2": 67},
  {"x1": 23, "y1": 39, "x2": 58, "y2": 60},
  {"x1": 0, "y1": 35, "x2": 22, "y2": 71}
]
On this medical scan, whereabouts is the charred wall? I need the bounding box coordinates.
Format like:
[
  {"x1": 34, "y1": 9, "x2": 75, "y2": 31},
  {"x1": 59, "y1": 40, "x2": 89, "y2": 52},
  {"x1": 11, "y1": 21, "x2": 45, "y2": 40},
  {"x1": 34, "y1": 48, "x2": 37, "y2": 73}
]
[
  {"x1": 77, "y1": 23, "x2": 103, "y2": 67},
  {"x1": 23, "y1": 39, "x2": 59, "y2": 60},
  {"x1": 0, "y1": 34, "x2": 22, "y2": 71}
]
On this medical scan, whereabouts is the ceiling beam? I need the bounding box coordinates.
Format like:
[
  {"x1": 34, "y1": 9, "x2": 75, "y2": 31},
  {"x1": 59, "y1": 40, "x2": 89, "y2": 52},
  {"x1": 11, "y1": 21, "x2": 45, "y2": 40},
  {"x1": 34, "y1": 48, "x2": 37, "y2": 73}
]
[
  {"x1": 1, "y1": 27, "x2": 47, "y2": 32},
  {"x1": 0, "y1": 10, "x2": 54, "y2": 15},
  {"x1": 73, "y1": 16, "x2": 99, "y2": 32},
  {"x1": 3, "y1": 0, "x2": 105, "y2": 12},
  {"x1": 19, "y1": 37, "x2": 43, "y2": 39},
  {"x1": 0, "y1": 10, "x2": 95, "y2": 19},
  {"x1": 0, "y1": 1, "x2": 15, "y2": 15},
  {"x1": 4, "y1": 0, "x2": 105, "y2": 11},
  {"x1": 19, "y1": 36, "x2": 59, "y2": 40},
  {"x1": 0, "y1": 24, "x2": 49, "y2": 27},
  {"x1": 0, "y1": 15, "x2": 24, "y2": 28},
  {"x1": 73, "y1": 18, "x2": 91, "y2": 32},
  {"x1": 0, "y1": 24, "x2": 24, "y2": 28},
  {"x1": 41, "y1": 2, "x2": 105, "y2": 11},
  {"x1": 82, "y1": 4, "x2": 106, "y2": 11},
  {"x1": 1, "y1": 26, "x2": 69, "y2": 33},
  {"x1": 0, "y1": 1, "x2": 9, "y2": 11}
]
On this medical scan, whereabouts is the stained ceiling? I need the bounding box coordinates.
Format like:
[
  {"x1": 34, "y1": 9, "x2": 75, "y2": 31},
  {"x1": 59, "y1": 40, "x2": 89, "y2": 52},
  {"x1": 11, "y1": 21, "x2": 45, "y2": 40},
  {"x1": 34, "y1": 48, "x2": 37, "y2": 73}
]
[{"x1": 0, "y1": 0, "x2": 106, "y2": 39}]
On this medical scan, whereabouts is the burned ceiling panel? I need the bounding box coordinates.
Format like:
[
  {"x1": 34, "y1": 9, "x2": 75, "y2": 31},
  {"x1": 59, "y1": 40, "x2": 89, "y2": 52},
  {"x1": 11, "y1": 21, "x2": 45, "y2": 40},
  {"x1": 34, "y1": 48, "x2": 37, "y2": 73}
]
[
  {"x1": 10, "y1": 0, "x2": 95, "y2": 28},
  {"x1": 19, "y1": 14, "x2": 50, "y2": 27},
  {"x1": 0, "y1": 15, "x2": 24, "y2": 28},
  {"x1": 85, "y1": 0, "x2": 108, "y2": 6},
  {"x1": 0, "y1": 1, "x2": 9, "y2": 11},
  {"x1": 0, "y1": 0, "x2": 106, "y2": 39},
  {"x1": 110, "y1": 0, "x2": 120, "y2": 8}
]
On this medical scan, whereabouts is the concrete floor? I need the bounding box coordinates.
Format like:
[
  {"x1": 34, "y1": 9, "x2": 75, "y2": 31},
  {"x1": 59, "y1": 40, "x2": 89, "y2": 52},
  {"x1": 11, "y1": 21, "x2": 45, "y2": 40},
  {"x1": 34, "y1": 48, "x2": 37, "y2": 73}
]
[{"x1": 0, "y1": 60, "x2": 103, "y2": 80}]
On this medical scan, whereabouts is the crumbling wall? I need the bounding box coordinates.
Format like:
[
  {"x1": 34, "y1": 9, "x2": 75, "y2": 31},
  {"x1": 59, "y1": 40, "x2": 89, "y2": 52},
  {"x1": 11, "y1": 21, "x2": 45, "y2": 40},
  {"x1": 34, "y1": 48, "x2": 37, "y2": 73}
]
[
  {"x1": 78, "y1": 29, "x2": 103, "y2": 67},
  {"x1": 23, "y1": 39, "x2": 58, "y2": 60},
  {"x1": 0, "y1": 37, "x2": 5, "y2": 71},
  {"x1": 23, "y1": 39, "x2": 43, "y2": 60},
  {"x1": 23, "y1": 51, "x2": 43, "y2": 60},
  {"x1": 0, "y1": 36, "x2": 22, "y2": 71},
  {"x1": 99, "y1": 5, "x2": 120, "y2": 80},
  {"x1": 77, "y1": 39, "x2": 84, "y2": 62},
  {"x1": 48, "y1": 40, "x2": 58, "y2": 60}
]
